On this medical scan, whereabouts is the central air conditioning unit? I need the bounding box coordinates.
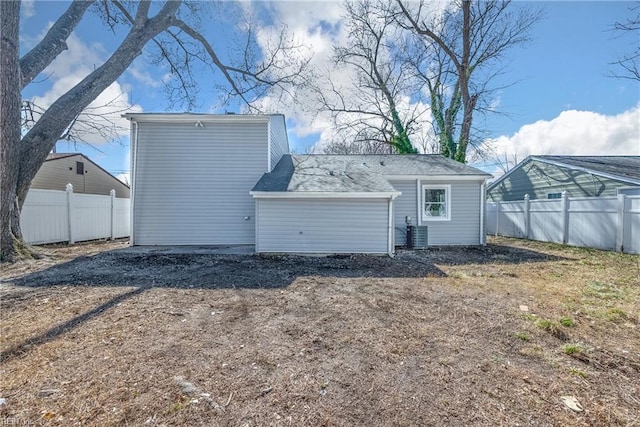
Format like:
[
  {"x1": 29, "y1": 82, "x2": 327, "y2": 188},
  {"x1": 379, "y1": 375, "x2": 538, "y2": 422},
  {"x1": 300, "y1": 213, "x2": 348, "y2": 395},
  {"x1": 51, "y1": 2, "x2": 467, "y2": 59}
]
[{"x1": 407, "y1": 225, "x2": 428, "y2": 249}]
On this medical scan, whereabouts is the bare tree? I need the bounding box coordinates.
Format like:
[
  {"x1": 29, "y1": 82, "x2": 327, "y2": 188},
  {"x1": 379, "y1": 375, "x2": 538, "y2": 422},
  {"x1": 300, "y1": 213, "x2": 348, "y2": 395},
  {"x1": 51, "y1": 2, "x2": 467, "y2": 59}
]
[
  {"x1": 610, "y1": 3, "x2": 640, "y2": 81},
  {"x1": 312, "y1": 0, "x2": 425, "y2": 154},
  {"x1": 1, "y1": 0, "x2": 23, "y2": 258},
  {"x1": 1, "y1": 0, "x2": 307, "y2": 261},
  {"x1": 397, "y1": 0, "x2": 542, "y2": 163}
]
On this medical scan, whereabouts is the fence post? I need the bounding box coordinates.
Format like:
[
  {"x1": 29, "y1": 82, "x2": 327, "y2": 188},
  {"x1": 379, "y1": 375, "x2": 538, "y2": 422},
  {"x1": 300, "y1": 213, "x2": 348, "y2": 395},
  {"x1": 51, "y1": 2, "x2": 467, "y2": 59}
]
[
  {"x1": 616, "y1": 194, "x2": 626, "y2": 253},
  {"x1": 66, "y1": 183, "x2": 75, "y2": 244},
  {"x1": 524, "y1": 194, "x2": 530, "y2": 239},
  {"x1": 110, "y1": 189, "x2": 116, "y2": 240},
  {"x1": 561, "y1": 191, "x2": 569, "y2": 244},
  {"x1": 495, "y1": 202, "x2": 500, "y2": 237}
]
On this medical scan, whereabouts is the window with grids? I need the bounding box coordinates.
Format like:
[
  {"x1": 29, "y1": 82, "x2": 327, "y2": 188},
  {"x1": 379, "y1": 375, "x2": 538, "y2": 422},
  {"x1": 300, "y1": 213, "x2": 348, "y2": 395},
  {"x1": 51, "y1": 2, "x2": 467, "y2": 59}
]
[{"x1": 422, "y1": 185, "x2": 450, "y2": 220}]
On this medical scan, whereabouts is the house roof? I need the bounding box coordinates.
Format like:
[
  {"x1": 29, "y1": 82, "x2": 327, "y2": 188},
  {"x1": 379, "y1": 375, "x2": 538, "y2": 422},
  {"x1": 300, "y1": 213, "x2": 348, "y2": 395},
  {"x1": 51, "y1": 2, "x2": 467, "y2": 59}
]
[
  {"x1": 488, "y1": 155, "x2": 640, "y2": 191},
  {"x1": 252, "y1": 154, "x2": 491, "y2": 194},
  {"x1": 46, "y1": 152, "x2": 82, "y2": 161},
  {"x1": 532, "y1": 156, "x2": 640, "y2": 183},
  {"x1": 123, "y1": 112, "x2": 284, "y2": 123}
]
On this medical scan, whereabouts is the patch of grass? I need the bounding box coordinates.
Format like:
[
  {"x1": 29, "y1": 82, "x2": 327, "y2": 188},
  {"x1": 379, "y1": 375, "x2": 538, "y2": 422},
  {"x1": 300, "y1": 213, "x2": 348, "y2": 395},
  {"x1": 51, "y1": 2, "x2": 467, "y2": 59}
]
[
  {"x1": 604, "y1": 307, "x2": 628, "y2": 323},
  {"x1": 569, "y1": 367, "x2": 586, "y2": 378},
  {"x1": 522, "y1": 313, "x2": 537, "y2": 321},
  {"x1": 583, "y1": 281, "x2": 622, "y2": 300},
  {"x1": 536, "y1": 318, "x2": 558, "y2": 331},
  {"x1": 516, "y1": 332, "x2": 531, "y2": 341},
  {"x1": 562, "y1": 343, "x2": 583, "y2": 355},
  {"x1": 559, "y1": 317, "x2": 575, "y2": 327}
]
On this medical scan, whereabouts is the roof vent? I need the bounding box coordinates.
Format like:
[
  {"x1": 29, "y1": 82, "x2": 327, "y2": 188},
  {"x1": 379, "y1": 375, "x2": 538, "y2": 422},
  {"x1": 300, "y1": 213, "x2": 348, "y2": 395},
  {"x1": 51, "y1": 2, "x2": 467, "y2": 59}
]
[
  {"x1": 329, "y1": 171, "x2": 335, "y2": 176},
  {"x1": 379, "y1": 161, "x2": 385, "y2": 166}
]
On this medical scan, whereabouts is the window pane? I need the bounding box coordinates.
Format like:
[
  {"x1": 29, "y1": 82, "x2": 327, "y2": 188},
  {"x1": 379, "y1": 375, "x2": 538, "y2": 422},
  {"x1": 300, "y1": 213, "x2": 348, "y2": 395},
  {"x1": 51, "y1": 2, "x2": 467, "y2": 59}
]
[
  {"x1": 425, "y1": 202, "x2": 445, "y2": 217},
  {"x1": 425, "y1": 189, "x2": 445, "y2": 202}
]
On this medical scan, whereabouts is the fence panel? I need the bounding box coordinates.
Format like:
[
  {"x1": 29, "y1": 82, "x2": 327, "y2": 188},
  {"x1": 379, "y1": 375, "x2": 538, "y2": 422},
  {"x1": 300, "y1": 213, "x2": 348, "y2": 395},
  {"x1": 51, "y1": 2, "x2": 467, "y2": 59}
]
[
  {"x1": 567, "y1": 197, "x2": 617, "y2": 250},
  {"x1": 113, "y1": 198, "x2": 131, "y2": 238},
  {"x1": 625, "y1": 196, "x2": 640, "y2": 254},
  {"x1": 73, "y1": 193, "x2": 112, "y2": 242},
  {"x1": 21, "y1": 190, "x2": 69, "y2": 244},
  {"x1": 529, "y1": 200, "x2": 563, "y2": 244},
  {"x1": 20, "y1": 186, "x2": 130, "y2": 245},
  {"x1": 486, "y1": 203, "x2": 496, "y2": 234},
  {"x1": 498, "y1": 201, "x2": 526, "y2": 238}
]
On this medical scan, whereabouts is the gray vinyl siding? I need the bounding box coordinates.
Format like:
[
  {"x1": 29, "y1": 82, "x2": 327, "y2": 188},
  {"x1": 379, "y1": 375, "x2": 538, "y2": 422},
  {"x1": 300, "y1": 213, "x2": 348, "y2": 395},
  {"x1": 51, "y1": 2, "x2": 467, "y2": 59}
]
[
  {"x1": 420, "y1": 180, "x2": 482, "y2": 245},
  {"x1": 268, "y1": 115, "x2": 289, "y2": 171},
  {"x1": 133, "y1": 121, "x2": 268, "y2": 245},
  {"x1": 256, "y1": 198, "x2": 389, "y2": 253},
  {"x1": 389, "y1": 180, "x2": 417, "y2": 246},
  {"x1": 31, "y1": 155, "x2": 130, "y2": 197},
  {"x1": 488, "y1": 160, "x2": 633, "y2": 202},
  {"x1": 389, "y1": 179, "x2": 482, "y2": 246}
]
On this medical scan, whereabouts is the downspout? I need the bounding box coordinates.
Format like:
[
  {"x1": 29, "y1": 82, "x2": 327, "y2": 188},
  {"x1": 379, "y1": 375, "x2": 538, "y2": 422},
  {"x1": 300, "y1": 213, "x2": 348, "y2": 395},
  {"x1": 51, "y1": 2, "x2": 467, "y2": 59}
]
[
  {"x1": 480, "y1": 181, "x2": 486, "y2": 245},
  {"x1": 388, "y1": 195, "x2": 397, "y2": 257},
  {"x1": 267, "y1": 118, "x2": 272, "y2": 172},
  {"x1": 129, "y1": 120, "x2": 139, "y2": 246}
]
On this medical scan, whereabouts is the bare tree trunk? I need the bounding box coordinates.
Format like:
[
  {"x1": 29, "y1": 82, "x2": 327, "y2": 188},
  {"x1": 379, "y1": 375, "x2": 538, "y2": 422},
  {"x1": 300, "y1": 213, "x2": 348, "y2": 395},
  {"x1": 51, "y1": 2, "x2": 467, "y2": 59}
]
[{"x1": 1, "y1": 0, "x2": 22, "y2": 261}]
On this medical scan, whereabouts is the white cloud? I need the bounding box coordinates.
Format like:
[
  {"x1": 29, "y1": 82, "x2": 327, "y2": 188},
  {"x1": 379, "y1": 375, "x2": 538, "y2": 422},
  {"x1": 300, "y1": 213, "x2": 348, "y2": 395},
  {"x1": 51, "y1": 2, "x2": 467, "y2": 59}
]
[
  {"x1": 482, "y1": 105, "x2": 640, "y2": 173},
  {"x1": 127, "y1": 58, "x2": 171, "y2": 88},
  {"x1": 116, "y1": 172, "x2": 130, "y2": 187},
  {"x1": 28, "y1": 32, "x2": 142, "y2": 145},
  {"x1": 21, "y1": 0, "x2": 35, "y2": 19}
]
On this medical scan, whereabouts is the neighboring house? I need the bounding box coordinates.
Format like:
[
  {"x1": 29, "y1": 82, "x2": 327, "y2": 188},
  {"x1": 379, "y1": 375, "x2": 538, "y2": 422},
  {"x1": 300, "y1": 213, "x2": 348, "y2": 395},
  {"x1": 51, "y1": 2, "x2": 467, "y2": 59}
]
[
  {"x1": 32, "y1": 153, "x2": 130, "y2": 197},
  {"x1": 487, "y1": 155, "x2": 640, "y2": 202},
  {"x1": 125, "y1": 113, "x2": 491, "y2": 254}
]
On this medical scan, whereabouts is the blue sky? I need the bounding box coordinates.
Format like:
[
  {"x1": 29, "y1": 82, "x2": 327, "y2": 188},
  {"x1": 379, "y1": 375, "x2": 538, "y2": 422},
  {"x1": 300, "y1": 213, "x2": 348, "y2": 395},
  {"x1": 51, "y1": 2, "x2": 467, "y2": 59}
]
[{"x1": 20, "y1": 1, "x2": 640, "y2": 183}]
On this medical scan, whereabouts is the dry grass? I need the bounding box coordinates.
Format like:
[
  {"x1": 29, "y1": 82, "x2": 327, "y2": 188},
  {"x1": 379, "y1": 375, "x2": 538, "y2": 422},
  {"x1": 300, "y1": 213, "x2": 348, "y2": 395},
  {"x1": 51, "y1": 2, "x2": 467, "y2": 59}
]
[{"x1": 1, "y1": 237, "x2": 639, "y2": 426}]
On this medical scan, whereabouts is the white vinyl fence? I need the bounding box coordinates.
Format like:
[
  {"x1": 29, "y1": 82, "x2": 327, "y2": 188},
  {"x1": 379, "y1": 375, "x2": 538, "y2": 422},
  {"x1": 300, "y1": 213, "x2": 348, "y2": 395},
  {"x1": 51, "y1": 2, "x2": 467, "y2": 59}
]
[
  {"x1": 21, "y1": 184, "x2": 130, "y2": 245},
  {"x1": 486, "y1": 193, "x2": 640, "y2": 254}
]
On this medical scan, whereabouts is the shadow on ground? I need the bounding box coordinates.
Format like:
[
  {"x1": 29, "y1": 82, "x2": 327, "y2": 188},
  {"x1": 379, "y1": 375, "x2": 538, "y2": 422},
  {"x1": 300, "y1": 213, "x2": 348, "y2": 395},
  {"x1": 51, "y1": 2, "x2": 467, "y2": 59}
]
[{"x1": 7, "y1": 243, "x2": 565, "y2": 290}]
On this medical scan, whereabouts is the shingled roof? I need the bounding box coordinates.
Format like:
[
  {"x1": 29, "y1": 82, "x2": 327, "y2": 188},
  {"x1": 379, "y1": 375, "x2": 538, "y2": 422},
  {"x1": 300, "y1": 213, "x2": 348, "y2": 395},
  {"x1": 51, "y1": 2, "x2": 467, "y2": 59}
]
[
  {"x1": 252, "y1": 154, "x2": 491, "y2": 194},
  {"x1": 531, "y1": 156, "x2": 640, "y2": 183}
]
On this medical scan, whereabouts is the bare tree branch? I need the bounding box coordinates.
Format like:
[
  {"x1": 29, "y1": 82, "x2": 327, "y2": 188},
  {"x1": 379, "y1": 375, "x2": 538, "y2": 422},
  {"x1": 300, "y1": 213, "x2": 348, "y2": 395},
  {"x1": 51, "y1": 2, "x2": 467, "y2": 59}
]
[
  {"x1": 20, "y1": 0, "x2": 94, "y2": 88},
  {"x1": 609, "y1": 3, "x2": 640, "y2": 81}
]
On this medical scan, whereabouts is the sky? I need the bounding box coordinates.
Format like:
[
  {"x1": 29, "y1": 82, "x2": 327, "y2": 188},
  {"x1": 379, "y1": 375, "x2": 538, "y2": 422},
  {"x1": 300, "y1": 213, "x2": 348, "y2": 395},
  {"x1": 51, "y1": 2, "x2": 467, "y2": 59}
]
[{"x1": 19, "y1": 1, "x2": 640, "y2": 185}]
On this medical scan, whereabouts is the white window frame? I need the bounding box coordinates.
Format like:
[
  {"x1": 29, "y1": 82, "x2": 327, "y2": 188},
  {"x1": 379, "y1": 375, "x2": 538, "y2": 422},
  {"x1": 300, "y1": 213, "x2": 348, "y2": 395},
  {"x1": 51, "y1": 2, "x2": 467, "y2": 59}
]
[{"x1": 421, "y1": 184, "x2": 451, "y2": 222}]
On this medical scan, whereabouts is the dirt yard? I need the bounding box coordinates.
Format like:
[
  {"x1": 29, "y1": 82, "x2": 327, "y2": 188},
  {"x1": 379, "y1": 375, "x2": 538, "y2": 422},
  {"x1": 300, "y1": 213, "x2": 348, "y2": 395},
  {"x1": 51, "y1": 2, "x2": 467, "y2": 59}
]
[{"x1": 1, "y1": 237, "x2": 638, "y2": 426}]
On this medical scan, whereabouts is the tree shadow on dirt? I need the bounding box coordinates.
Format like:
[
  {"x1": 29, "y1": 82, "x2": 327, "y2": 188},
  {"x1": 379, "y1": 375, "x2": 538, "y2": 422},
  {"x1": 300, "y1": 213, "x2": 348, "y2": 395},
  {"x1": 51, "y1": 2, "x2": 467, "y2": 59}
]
[{"x1": 8, "y1": 243, "x2": 565, "y2": 290}]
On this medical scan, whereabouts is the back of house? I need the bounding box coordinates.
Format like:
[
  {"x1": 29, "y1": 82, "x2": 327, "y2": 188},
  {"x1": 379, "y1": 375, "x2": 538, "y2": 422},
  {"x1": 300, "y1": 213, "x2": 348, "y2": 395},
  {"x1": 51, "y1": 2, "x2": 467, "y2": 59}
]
[{"x1": 126, "y1": 113, "x2": 492, "y2": 253}]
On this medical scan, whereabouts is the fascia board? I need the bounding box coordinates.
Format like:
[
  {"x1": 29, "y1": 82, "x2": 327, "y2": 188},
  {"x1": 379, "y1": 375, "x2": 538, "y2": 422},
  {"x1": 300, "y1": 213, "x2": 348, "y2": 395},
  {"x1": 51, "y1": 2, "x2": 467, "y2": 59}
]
[{"x1": 250, "y1": 191, "x2": 401, "y2": 199}]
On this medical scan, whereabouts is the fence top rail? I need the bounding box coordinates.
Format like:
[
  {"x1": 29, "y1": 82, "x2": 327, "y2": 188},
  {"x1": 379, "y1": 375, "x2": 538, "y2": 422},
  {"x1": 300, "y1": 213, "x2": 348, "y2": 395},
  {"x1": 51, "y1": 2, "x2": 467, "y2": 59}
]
[{"x1": 488, "y1": 195, "x2": 640, "y2": 205}]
